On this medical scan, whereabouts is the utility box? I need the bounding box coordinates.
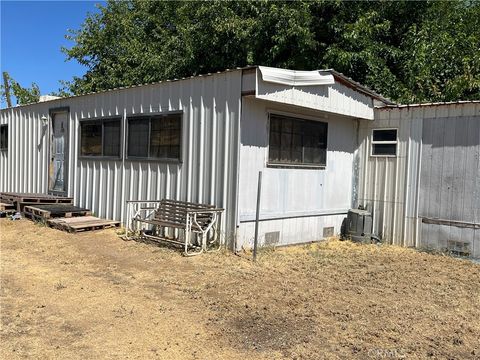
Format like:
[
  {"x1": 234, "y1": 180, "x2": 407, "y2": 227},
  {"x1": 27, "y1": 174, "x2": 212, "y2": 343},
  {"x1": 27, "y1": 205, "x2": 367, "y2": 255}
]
[{"x1": 341, "y1": 208, "x2": 373, "y2": 242}]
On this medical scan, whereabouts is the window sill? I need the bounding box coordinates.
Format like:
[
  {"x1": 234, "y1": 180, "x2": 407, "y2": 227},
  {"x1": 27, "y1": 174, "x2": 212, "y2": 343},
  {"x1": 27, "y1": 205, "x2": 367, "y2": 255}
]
[
  {"x1": 125, "y1": 157, "x2": 182, "y2": 164},
  {"x1": 370, "y1": 154, "x2": 397, "y2": 158},
  {"x1": 267, "y1": 163, "x2": 326, "y2": 170},
  {"x1": 78, "y1": 156, "x2": 122, "y2": 161}
]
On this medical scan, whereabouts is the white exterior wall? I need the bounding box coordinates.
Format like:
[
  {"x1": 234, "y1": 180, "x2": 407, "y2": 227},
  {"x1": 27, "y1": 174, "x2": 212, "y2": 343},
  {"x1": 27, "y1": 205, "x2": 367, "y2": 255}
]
[
  {"x1": 256, "y1": 68, "x2": 375, "y2": 120},
  {"x1": 236, "y1": 97, "x2": 358, "y2": 249},
  {"x1": 358, "y1": 102, "x2": 480, "y2": 257},
  {"x1": 0, "y1": 70, "x2": 243, "y2": 245}
]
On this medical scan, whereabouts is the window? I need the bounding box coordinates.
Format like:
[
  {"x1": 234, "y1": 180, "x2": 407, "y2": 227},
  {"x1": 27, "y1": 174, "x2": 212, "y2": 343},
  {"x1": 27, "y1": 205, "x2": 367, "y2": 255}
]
[
  {"x1": 80, "y1": 118, "x2": 121, "y2": 157},
  {"x1": 268, "y1": 114, "x2": 328, "y2": 166},
  {"x1": 127, "y1": 113, "x2": 182, "y2": 160},
  {"x1": 0, "y1": 125, "x2": 7, "y2": 151},
  {"x1": 371, "y1": 129, "x2": 397, "y2": 156}
]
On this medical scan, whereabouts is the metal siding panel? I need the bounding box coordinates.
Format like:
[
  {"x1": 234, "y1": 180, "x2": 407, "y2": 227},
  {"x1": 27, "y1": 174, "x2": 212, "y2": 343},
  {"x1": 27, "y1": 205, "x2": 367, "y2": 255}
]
[
  {"x1": 428, "y1": 117, "x2": 445, "y2": 218},
  {"x1": 451, "y1": 117, "x2": 468, "y2": 221}
]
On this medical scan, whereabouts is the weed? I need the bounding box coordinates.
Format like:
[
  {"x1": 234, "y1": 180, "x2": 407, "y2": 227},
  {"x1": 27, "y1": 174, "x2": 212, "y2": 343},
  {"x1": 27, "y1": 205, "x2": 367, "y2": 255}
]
[{"x1": 54, "y1": 281, "x2": 67, "y2": 291}]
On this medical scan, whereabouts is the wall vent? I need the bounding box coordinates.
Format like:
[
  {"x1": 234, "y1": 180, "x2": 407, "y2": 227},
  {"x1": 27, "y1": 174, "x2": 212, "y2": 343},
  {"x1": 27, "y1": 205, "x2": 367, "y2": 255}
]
[
  {"x1": 323, "y1": 226, "x2": 334, "y2": 238},
  {"x1": 264, "y1": 231, "x2": 280, "y2": 246},
  {"x1": 447, "y1": 240, "x2": 471, "y2": 256}
]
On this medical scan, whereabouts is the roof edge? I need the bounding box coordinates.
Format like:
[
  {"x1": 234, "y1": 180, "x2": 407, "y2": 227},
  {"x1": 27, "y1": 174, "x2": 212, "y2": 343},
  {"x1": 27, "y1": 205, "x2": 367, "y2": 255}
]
[
  {"x1": 322, "y1": 69, "x2": 396, "y2": 105},
  {"x1": 376, "y1": 100, "x2": 480, "y2": 109},
  {"x1": 1, "y1": 66, "x2": 256, "y2": 111}
]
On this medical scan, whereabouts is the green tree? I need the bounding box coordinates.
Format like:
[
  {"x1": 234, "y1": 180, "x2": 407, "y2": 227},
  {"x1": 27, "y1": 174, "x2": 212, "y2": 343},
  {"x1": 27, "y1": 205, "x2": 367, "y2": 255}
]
[
  {"x1": 401, "y1": 1, "x2": 480, "y2": 102},
  {"x1": 62, "y1": 0, "x2": 480, "y2": 103},
  {"x1": 1, "y1": 72, "x2": 41, "y2": 105}
]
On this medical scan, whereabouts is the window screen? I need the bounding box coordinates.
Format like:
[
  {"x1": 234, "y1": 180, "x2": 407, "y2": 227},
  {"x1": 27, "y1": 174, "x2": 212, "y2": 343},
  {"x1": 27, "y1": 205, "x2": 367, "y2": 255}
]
[
  {"x1": 103, "y1": 120, "x2": 121, "y2": 157},
  {"x1": 269, "y1": 114, "x2": 328, "y2": 166},
  {"x1": 128, "y1": 113, "x2": 182, "y2": 160},
  {"x1": 371, "y1": 129, "x2": 397, "y2": 156},
  {"x1": 0, "y1": 125, "x2": 7, "y2": 150},
  {"x1": 128, "y1": 118, "x2": 149, "y2": 157},
  {"x1": 80, "y1": 118, "x2": 121, "y2": 157}
]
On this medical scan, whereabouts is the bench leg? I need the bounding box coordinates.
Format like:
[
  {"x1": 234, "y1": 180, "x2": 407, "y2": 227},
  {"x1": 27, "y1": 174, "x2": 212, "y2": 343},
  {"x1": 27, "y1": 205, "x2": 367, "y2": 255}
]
[{"x1": 184, "y1": 213, "x2": 203, "y2": 256}]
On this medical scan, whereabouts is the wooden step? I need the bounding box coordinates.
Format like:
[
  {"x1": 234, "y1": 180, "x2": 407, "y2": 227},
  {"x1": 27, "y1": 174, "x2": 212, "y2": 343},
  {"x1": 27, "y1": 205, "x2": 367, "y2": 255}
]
[
  {"x1": 24, "y1": 204, "x2": 91, "y2": 220},
  {"x1": 0, "y1": 202, "x2": 15, "y2": 211},
  {"x1": 48, "y1": 216, "x2": 120, "y2": 233},
  {"x1": 0, "y1": 202, "x2": 16, "y2": 217},
  {"x1": 0, "y1": 192, "x2": 74, "y2": 211}
]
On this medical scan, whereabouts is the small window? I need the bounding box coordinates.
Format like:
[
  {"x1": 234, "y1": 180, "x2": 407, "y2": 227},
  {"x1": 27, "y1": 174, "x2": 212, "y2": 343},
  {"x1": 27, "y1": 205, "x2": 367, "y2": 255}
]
[
  {"x1": 268, "y1": 114, "x2": 328, "y2": 167},
  {"x1": 80, "y1": 118, "x2": 121, "y2": 157},
  {"x1": 371, "y1": 129, "x2": 397, "y2": 156},
  {"x1": 0, "y1": 125, "x2": 7, "y2": 151},
  {"x1": 127, "y1": 113, "x2": 182, "y2": 160}
]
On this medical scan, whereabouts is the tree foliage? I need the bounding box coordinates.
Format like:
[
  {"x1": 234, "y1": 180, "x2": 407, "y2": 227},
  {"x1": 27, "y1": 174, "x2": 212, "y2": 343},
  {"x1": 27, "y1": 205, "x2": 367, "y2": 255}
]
[
  {"x1": 1, "y1": 72, "x2": 41, "y2": 105},
  {"x1": 62, "y1": 0, "x2": 480, "y2": 103}
]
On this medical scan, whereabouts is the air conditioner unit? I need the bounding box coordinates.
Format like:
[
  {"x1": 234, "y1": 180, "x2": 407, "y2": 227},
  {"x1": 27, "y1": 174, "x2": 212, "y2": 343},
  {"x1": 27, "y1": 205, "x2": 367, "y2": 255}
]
[{"x1": 341, "y1": 208, "x2": 378, "y2": 243}]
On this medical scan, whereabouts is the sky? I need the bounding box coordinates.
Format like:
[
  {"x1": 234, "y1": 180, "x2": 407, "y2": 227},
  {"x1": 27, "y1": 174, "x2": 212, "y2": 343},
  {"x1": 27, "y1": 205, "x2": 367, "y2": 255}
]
[{"x1": 1, "y1": 0, "x2": 105, "y2": 107}]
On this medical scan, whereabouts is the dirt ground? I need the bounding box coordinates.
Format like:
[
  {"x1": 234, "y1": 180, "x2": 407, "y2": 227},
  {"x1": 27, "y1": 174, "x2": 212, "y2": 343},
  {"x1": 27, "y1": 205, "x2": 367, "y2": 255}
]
[{"x1": 1, "y1": 219, "x2": 479, "y2": 359}]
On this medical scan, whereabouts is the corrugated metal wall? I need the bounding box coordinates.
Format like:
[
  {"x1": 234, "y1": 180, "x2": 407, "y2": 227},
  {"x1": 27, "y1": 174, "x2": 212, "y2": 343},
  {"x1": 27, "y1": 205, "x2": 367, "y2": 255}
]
[
  {"x1": 0, "y1": 70, "x2": 243, "y2": 245},
  {"x1": 419, "y1": 108, "x2": 480, "y2": 257},
  {"x1": 0, "y1": 106, "x2": 51, "y2": 194},
  {"x1": 358, "y1": 102, "x2": 480, "y2": 257},
  {"x1": 357, "y1": 108, "x2": 422, "y2": 246}
]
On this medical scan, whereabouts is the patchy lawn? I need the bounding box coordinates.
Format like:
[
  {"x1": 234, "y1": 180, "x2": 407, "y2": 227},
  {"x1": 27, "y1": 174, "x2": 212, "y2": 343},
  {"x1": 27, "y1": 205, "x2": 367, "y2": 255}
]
[{"x1": 1, "y1": 219, "x2": 479, "y2": 359}]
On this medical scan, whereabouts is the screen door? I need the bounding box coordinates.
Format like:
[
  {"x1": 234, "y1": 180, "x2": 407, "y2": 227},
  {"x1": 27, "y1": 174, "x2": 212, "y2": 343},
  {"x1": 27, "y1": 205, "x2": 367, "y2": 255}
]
[{"x1": 49, "y1": 112, "x2": 68, "y2": 193}]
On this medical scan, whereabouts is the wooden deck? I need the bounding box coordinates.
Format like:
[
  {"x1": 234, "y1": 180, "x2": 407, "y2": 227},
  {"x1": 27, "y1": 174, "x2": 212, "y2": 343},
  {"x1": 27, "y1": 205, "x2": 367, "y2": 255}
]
[
  {"x1": 0, "y1": 192, "x2": 73, "y2": 211},
  {"x1": 1, "y1": 192, "x2": 120, "y2": 233}
]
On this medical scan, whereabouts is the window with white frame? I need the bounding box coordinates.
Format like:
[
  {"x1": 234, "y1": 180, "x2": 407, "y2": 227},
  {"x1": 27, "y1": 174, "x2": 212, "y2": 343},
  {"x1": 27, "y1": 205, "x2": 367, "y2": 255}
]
[
  {"x1": 268, "y1": 114, "x2": 328, "y2": 167},
  {"x1": 371, "y1": 129, "x2": 397, "y2": 156},
  {"x1": 0, "y1": 125, "x2": 8, "y2": 151}
]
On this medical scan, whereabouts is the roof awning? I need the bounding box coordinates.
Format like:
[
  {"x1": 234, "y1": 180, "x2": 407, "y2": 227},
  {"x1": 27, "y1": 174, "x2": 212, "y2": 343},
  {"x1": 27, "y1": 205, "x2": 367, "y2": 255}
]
[{"x1": 259, "y1": 66, "x2": 335, "y2": 86}]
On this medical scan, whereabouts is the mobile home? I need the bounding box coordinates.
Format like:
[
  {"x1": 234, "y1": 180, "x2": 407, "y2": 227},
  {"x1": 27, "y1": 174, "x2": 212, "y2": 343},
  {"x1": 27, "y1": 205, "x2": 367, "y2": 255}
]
[{"x1": 1, "y1": 66, "x2": 478, "y2": 255}]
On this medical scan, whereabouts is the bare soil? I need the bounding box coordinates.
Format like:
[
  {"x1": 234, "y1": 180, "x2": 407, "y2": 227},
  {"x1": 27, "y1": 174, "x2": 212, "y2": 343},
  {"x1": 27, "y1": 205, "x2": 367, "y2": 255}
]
[{"x1": 1, "y1": 218, "x2": 479, "y2": 359}]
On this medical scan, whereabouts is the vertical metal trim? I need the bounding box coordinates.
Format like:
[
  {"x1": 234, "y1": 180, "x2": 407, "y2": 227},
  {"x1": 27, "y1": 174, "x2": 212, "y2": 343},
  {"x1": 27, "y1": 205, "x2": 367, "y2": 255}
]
[{"x1": 414, "y1": 131, "x2": 423, "y2": 247}]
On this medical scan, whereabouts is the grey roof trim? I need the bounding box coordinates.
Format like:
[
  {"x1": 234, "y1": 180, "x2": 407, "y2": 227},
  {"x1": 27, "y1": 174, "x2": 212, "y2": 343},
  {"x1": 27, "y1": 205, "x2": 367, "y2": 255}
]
[
  {"x1": 376, "y1": 100, "x2": 480, "y2": 109},
  {"x1": 320, "y1": 69, "x2": 396, "y2": 105}
]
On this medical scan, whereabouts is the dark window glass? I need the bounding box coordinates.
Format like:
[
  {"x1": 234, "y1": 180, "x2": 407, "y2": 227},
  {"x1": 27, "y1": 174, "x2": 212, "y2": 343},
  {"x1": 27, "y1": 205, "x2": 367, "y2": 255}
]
[
  {"x1": 268, "y1": 114, "x2": 328, "y2": 166},
  {"x1": 373, "y1": 129, "x2": 397, "y2": 142},
  {"x1": 372, "y1": 144, "x2": 397, "y2": 156},
  {"x1": 80, "y1": 119, "x2": 121, "y2": 157},
  {"x1": 103, "y1": 120, "x2": 121, "y2": 157},
  {"x1": 127, "y1": 113, "x2": 181, "y2": 159},
  {"x1": 128, "y1": 118, "x2": 149, "y2": 157},
  {"x1": 0, "y1": 125, "x2": 7, "y2": 150},
  {"x1": 80, "y1": 123, "x2": 102, "y2": 156},
  {"x1": 372, "y1": 129, "x2": 397, "y2": 156}
]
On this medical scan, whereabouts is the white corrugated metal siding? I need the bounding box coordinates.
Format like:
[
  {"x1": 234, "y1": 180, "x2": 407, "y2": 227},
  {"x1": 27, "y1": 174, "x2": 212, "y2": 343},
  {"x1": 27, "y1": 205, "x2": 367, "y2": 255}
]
[
  {"x1": 0, "y1": 70, "x2": 243, "y2": 246},
  {"x1": 358, "y1": 102, "x2": 480, "y2": 257}
]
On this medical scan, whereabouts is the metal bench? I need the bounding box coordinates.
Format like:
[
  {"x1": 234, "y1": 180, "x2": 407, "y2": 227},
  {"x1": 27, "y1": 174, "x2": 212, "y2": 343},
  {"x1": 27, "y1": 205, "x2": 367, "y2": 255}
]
[{"x1": 126, "y1": 199, "x2": 224, "y2": 256}]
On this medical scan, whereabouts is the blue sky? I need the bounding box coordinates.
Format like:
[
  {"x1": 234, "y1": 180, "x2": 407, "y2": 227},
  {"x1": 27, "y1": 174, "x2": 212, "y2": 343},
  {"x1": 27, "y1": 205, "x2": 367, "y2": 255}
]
[{"x1": 1, "y1": 0, "x2": 105, "y2": 107}]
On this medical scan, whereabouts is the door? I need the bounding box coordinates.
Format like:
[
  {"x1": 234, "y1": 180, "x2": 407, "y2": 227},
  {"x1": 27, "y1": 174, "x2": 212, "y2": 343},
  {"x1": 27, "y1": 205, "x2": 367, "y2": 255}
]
[{"x1": 49, "y1": 112, "x2": 68, "y2": 193}]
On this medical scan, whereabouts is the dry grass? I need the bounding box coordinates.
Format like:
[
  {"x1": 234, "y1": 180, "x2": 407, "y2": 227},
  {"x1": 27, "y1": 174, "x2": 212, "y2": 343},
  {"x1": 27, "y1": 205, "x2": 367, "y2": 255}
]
[{"x1": 1, "y1": 218, "x2": 479, "y2": 359}]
